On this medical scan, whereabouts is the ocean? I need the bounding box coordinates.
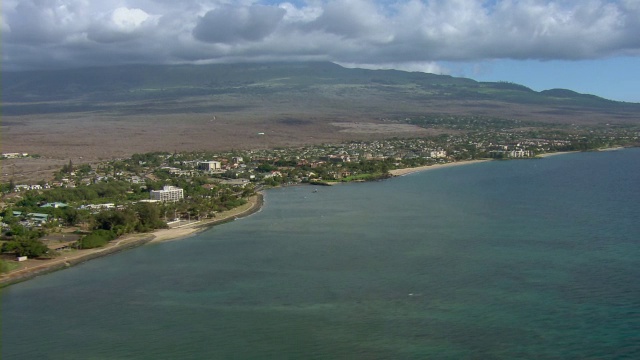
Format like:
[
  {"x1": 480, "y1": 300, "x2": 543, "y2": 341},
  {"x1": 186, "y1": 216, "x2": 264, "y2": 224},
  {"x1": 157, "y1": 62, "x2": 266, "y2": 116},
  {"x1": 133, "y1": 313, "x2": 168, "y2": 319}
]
[{"x1": 2, "y1": 149, "x2": 639, "y2": 359}]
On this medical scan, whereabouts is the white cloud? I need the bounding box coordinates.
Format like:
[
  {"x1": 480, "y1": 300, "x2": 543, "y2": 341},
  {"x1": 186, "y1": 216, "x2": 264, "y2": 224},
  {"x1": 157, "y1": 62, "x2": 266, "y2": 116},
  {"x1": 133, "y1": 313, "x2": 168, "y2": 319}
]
[
  {"x1": 111, "y1": 7, "x2": 151, "y2": 29},
  {"x1": 87, "y1": 7, "x2": 155, "y2": 43},
  {"x1": 338, "y1": 61, "x2": 448, "y2": 75},
  {"x1": 2, "y1": 0, "x2": 640, "y2": 71}
]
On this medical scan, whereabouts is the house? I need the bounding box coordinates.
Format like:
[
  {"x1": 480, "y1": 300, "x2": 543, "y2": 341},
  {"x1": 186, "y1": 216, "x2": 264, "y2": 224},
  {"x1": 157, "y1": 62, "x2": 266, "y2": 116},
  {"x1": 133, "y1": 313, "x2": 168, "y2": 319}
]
[
  {"x1": 80, "y1": 203, "x2": 115, "y2": 211},
  {"x1": 160, "y1": 167, "x2": 192, "y2": 176},
  {"x1": 40, "y1": 202, "x2": 69, "y2": 209},
  {"x1": 329, "y1": 155, "x2": 351, "y2": 163},
  {"x1": 27, "y1": 213, "x2": 49, "y2": 224},
  {"x1": 263, "y1": 171, "x2": 282, "y2": 179},
  {"x1": 1, "y1": 152, "x2": 28, "y2": 159}
]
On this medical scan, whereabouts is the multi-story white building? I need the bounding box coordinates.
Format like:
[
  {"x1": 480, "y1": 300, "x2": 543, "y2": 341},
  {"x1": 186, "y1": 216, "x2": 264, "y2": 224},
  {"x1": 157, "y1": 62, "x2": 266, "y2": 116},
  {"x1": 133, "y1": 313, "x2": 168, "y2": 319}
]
[
  {"x1": 150, "y1": 186, "x2": 184, "y2": 202},
  {"x1": 198, "y1": 161, "x2": 222, "y2": 172}
]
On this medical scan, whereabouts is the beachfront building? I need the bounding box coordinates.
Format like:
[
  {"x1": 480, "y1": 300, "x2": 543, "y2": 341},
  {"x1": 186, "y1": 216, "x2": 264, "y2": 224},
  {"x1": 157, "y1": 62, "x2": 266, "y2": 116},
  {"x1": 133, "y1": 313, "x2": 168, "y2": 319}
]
[
  {"x1": 150, "y1": 186, "x2": 184, "y2": 202},
  {"x1": 488, "y1": 149, "x2": 533, "y2": 158},
  {"x1": 198, "y1": 161, "x2": 222, "y2": 172},
  {"x1": 428, "y1": 150, "x2": 448, "y2": 158}
]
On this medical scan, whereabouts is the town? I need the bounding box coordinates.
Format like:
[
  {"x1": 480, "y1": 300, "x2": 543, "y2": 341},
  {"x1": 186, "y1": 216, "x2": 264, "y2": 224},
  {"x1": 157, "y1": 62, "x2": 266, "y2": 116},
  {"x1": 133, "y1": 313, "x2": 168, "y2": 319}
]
[{"x1": 1, "y1": 117, "x2": 638, "y2": 277}]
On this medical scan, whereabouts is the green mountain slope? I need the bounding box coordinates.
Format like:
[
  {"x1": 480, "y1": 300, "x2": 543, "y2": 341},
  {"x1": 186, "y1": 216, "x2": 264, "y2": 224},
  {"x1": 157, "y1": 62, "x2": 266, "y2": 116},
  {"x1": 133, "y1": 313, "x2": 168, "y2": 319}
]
[{"x1": 3, "y1": 62, "x2": 639, "y2": 122}]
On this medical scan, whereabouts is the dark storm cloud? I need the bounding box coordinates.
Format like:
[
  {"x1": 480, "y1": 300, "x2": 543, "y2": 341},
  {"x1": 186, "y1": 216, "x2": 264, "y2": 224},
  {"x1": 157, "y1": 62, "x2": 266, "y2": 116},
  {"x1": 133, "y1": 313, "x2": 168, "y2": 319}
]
[
  {"x1": 304, "y1": 0, "x2": 387, "y2": 39},
  {"x1": 193, "y1": 5, "x2": 286, "y2": 43}
]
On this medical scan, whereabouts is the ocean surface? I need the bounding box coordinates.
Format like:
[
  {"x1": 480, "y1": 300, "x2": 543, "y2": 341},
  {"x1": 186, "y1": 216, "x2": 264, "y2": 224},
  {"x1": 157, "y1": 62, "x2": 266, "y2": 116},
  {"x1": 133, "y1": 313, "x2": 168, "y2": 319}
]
[{"x1": 2, "y1": 149, "x2": 639, "y2": 359}]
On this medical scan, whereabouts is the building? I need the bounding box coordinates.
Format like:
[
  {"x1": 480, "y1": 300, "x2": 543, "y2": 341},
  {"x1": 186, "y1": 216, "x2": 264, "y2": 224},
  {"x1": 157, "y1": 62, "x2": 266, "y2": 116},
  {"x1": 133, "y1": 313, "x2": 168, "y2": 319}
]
[
  {"x1": 150, "y1": 186, "x2": 184, "y2": 202},
  {"x1": 1, "y1": 152, "x2": 28, "y2": 159},
  {"x1": 198, "y1": 161, "x2": 222, "y2": 172},
  {"x1": 27, "y1": 213, "x2": 49, "y2": 225},
  {"x1": 40, "y1": 202, "x2": 69, "y2": 208},
  {"x1": 80, "y1": 203, "x2": 115, "y2": 212},
  {"x1": 429, "y1": 150, "x2": 447, "y2": 159}
]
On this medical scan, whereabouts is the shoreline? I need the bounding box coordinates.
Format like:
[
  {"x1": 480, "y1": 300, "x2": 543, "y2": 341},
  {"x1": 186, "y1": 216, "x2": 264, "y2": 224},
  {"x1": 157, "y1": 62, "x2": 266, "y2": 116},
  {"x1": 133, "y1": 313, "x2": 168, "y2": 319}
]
[
  {"x1": 0, "y1": 146, "x2": 630, "y2": 287},
  {"x1": 535, "y1": 151, "x2": 580, "y2": 158},
  {"x1": 0, "y1": 193, "x2": 264, "y2": 287},
  {"x1": 388, "y1": 147, "x2": 629, "y2": 177},
  {"x1": 536, "y1": 146, "x2": 625, "y2": 158},
  {"x1": 389, "y1": 159, "x2": 494, "y2": 177},
  {"x1": 149, "y1": 192, "x2": 264, "y2": 244}
]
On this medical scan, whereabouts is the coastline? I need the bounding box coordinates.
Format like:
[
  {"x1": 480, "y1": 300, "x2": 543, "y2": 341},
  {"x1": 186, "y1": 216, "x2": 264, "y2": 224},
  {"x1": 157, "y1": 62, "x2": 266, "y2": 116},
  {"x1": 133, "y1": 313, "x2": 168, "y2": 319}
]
[
  {"x1": 389, "y1": 147, "x2": 625, "y2": 176},
  {"x1": 1, "y1": 146, "x2": 629, "y2": 287},
  {"x1": 389, "y1": 159, "x2": 494, "y2": 177},
  {"x1": 535, "y1": 151, "x2": 580, "y2": 158},
  {"x1": 536, "y1": 146, "x2": 625, "y2": 158},
  {"x1": 149, "y1": 193, "x2": 264, "y2": 244},
  {"x1": 0, "y1": 193, "x2": 264, "y2": 287},
  {"x1": 388, "y1": 147, "x2": 629, "y2": 176}
]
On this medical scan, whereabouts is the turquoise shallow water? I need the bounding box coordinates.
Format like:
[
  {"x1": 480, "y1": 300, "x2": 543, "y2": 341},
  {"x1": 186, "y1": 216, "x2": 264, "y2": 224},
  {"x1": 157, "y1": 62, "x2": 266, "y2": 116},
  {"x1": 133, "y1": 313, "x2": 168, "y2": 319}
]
[{"x1": 2, "y1": 149, "x2": 640, "y2": 359}]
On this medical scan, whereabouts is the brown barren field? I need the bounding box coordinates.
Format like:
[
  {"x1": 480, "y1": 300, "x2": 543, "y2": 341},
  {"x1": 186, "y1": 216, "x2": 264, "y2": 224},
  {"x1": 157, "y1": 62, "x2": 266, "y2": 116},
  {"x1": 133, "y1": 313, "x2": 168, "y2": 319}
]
[{"x1": 1, "y1": 110, "x2": 442, "y2": 182}]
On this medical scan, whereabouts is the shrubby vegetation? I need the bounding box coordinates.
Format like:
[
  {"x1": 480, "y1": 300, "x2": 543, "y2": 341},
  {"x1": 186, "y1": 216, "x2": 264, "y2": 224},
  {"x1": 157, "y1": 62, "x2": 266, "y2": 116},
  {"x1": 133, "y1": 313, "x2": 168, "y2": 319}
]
[
  {"x1": 2, "y1": 239, "x2": 49, "y2": 257},
  {"x1": 79, "y1": 229, "x2": 117, "y2": 249}
]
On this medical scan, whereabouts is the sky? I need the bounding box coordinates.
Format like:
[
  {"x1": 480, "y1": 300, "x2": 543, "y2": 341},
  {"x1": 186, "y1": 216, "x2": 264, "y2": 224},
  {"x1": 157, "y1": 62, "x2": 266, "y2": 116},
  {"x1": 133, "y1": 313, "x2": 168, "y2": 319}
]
[{"x1": 2, "y1": 0, "x2": 639, "y2": 102}]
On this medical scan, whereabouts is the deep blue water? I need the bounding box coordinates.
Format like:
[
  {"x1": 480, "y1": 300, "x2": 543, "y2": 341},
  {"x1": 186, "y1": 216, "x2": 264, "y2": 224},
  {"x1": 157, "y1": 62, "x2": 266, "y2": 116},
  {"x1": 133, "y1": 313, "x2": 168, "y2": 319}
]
[{"x1": 2, "y1": 149, "x2": 640, "y2": 359}]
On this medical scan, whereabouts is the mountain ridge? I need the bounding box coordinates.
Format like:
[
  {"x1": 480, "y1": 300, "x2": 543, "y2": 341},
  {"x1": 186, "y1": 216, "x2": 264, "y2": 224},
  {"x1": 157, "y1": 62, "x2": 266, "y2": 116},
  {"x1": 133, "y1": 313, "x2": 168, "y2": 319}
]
[
  {"x1": 3, "y1": 62, "x2": 639, "y2": 122},
  {"x1": 2, "y1": 61, "x2": 630, "y2": 103}
]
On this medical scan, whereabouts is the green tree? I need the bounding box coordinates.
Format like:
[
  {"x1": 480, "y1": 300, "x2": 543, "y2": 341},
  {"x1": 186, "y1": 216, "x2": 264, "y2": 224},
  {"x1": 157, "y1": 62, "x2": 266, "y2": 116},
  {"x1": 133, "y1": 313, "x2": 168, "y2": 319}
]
[
  {"x1": 2, "y1": 208, "x2": 18, "y2": 227},
  {"x1": 2, "y1": 238, "x2": 49, "y2": 258},
  {"x1": 95, "y1": 209, "x2": 138, "y2": 233},
  {"x1": 78, "y1": 229, "x2": 116, "y2": 249},
  {"x1": 60, "y1": 159, "x2": 74, "y2": 174},
  {"x1": 135, "y1": 203, "x2": 166, "y2": 232},
  {"x1": 256, "y1": 163, "x2": 276, "y2": 172}
]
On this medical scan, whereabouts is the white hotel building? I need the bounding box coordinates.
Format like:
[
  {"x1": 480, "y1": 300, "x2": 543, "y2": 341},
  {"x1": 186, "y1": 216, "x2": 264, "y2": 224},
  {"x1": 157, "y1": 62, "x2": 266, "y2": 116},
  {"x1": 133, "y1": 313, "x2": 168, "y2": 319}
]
[{"x1": 150, "y1": 186, "x2": 184, "y2": 202}]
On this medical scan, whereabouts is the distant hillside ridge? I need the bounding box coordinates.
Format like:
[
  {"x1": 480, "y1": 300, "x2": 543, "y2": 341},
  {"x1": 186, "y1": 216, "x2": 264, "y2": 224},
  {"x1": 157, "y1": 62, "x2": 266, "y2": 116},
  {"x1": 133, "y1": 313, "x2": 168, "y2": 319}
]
[{"x1": 3, "y1": 62, "x2": 639, "y2": 121}]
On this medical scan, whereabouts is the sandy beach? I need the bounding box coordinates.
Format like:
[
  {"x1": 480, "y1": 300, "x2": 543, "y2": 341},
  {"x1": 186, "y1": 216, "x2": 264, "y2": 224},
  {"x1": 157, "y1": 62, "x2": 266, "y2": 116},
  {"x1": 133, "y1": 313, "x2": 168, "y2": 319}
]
[
  {"x1": 389, "y1": 159, "x2": 494, "y2": 176},
  {"x1": 536, "y1": 151, "x2": 579, "y2": 158},
  {"x1": 0, "y1": 194, "x2": 263, "y2": 286},
  {"x1": 536, "y1": 147, "x2": 624, "y2": 159},
  {"x1": 149, "y1": 194, "x2": 263, "y2": 243},
  {"x1": 389, "y1": 147, "x2": 628, "y2": 176}
]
